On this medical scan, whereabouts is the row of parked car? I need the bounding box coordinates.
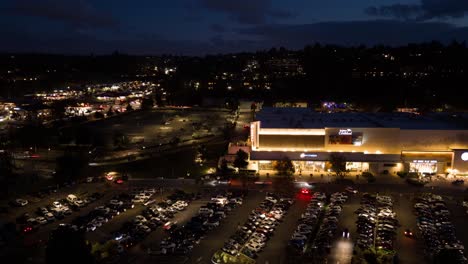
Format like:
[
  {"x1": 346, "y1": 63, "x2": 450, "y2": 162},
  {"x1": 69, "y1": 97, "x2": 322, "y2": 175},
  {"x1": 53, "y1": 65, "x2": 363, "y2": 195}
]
[
  {"x1": 214, "y1": 193, "x2": 293, "y2": 262},
  {"x1": 72, "y1": 193, "x2": 134, "y2": 232},
  {"x1": 355, "y1": 194, "x2": 398, "y2": 250},
  {"x1": 18, "y1": 192, "x2": 103, "y2": 233},
  {"x1": 289, "y1": 192, "x2": 326, "y2": 253},
  {"x1": 113, "y1": 190, "x2": 194, "y2": 250},
  {"x1": 313, "y1": 192, "x2": 348, "y2": 254},
  {"x1": 10, "y1": 181, "x2": 83, "y2": 209},
  {"x1": 159, "y1": 190, "x2": 244, "y2": 255},
  {"x1": 414, "y1": 193, "x2": 467, "y2": 262}
]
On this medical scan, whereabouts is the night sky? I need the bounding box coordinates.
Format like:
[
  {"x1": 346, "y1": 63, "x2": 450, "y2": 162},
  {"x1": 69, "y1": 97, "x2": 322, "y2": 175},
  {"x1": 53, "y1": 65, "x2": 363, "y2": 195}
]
[{"x1": 1, "y1": 0, "x2": 468, "y2": 55}]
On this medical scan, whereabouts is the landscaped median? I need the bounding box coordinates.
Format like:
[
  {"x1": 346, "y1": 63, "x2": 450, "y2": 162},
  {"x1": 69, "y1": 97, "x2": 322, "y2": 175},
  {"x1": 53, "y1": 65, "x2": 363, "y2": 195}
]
[{"x1": 211, "y1": 250, "x2": 255, "y2": 264}]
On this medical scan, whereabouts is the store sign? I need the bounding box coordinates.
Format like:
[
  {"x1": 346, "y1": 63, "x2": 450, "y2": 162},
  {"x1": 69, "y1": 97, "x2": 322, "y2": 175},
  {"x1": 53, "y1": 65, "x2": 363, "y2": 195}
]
[
  {"x1": 461, "y1": 152, "x2": 468, "y2": 161},
  {"x1": 300, "y1": 153, "x2": 318, "y2": 158},
  {"x1": 338, "y1": 129, "x2": 352, "y2": 135},
  {"x1": 412, "y1": 160, "x2": 437, "y2": 163}
]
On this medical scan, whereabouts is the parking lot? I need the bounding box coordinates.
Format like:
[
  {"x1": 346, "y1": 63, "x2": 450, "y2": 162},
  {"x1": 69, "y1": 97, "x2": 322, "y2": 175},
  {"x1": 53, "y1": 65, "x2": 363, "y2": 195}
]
[
  {"x1": 79, "y1": 108, "x2": 233, "y2": 149},
  {"x1": 2, "y1": 179, "x2": 468, "y2": 264}
]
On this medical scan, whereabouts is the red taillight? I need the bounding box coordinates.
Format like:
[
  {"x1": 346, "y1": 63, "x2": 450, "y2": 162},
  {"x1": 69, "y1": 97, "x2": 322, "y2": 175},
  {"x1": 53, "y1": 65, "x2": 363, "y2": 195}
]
[
  {"x1": 116, "y1": 179, "x2": 123, "y2": 184},
  {"x1": 301, "y1": 189, "x2": 309, "y2": 194}
]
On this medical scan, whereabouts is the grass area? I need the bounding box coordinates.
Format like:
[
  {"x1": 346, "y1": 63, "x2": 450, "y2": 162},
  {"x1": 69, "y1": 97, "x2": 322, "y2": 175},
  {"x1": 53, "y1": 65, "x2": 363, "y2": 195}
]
[
  {"x1": 352, "y1": 247, "x2": 395, "y2": 264},
  {"x1": 211, "y1": 250, "x2": 255, "y2": 264},
  {"x1": 93, "y1": 141, "x2": 229, "y2": 179}
]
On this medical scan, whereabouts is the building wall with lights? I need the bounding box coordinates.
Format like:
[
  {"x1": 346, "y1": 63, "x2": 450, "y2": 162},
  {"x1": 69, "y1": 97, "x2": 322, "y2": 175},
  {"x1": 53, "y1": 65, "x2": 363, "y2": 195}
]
[{"x1": 249, "y1": 109, "x2": 468, "y2": 176}]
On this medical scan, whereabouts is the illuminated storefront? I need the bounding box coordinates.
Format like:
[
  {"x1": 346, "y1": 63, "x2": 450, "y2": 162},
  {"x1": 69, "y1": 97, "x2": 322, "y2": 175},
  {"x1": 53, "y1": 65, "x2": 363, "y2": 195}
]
[
  {"x1": 247, "y1": 108, "x2": 468, "y2": 175},
  {"x1": 409, "y1": 160, "x2": 438, "y2": 174}
]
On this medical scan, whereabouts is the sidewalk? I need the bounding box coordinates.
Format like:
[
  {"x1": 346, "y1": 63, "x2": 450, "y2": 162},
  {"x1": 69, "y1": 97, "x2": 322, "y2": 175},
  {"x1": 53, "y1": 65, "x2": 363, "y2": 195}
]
[{"x1": 257, "y1": 171, "x2": 407, "y2": 185}]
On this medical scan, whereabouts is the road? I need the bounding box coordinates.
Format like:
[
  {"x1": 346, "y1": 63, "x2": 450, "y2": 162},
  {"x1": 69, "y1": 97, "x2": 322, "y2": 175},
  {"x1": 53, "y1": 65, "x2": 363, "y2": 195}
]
[{"x1": 393, "y1": 193, "x2": 425, "y2": 264}]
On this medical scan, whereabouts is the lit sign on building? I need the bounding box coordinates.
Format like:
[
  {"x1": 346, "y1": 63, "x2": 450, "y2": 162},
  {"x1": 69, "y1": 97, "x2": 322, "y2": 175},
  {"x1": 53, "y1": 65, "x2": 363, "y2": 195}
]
[
  {"x1": 300, "y1": 153, "x2": 318, "y2": 158},
  {"x1": 338, "y1": 129, "x2": 352, "y2": 135},
  {"x1": 461, "y1": 152, "x2": 468, "y2": 161},
  {"x1": 412, "y1": 160, "x2": 437, "y2": 163}
]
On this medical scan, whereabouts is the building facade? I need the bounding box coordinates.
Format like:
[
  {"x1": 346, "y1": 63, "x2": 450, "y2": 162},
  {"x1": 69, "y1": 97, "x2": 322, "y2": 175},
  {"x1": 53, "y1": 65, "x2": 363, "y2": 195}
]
[{"x1": 248, "y1": 108, "x2": 468, "y2": 176}]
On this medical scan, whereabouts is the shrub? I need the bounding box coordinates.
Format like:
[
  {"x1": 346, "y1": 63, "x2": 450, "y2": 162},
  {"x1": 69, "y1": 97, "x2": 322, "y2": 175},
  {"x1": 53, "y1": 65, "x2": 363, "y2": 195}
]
[
  {"x1": 362, "y1": 172, "x2": 376, "y2": 183},
  {"x1": 406, "y1": 178, "x2": 426, "y2": 186},
  {"x1": 397, "y1": 171, "x2": 407, "y2": 178}
]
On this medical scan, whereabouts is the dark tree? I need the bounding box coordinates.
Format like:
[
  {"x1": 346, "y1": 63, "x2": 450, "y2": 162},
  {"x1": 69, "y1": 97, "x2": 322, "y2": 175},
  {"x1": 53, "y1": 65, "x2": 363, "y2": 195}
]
[
  {"x1": 141, "y1": 98, "x2": 154, "y2": 110},
  {"x1": 170, "y1": 136, "x2": 180, "y2": 145},
  {"x1": 126, "y1": 103, "x2": 133, "y2": 112},
  {"x1": 93, "y1": 112, "x2": 104, "y2": 119},
  {"x1": 46, "y1": 225, "x2": 94, "y2": 264},
  {"x1": 113, "y1": 132, "x2": 129, "y2": 147},
  {"x1": 273, "y1": 157, "x2": 295, "y2": 176},
  {"x1": 155, "y1": 93, "x2": 164, "y2": 106},
  {"x1": 55, "y1": 152, "x2": 89, "y2": 183},
  {"x1": 233, "y1": 149, "x2": 249, "y2": 169},
  {"x1": 0, "y1": 151, "x2": 14, "y2": 198},
  {"x1": 50, "y1": 100, "x2": 71, "y2": 119},
  {"x1": 219, "y1": 158, "x2": 229, "y2": 175},
  {"x1": 13, "y1": 124, "x2": 53, "y2": 148},
  {"x1": 221, "y1": 122, "x2": 235, "y2": 140},
  {"x1": 330, "y1": 153, "x2": 347, "y2": 178},
  {"x1": 106, "y1": 107, "x2": 114, "y2": 117}
]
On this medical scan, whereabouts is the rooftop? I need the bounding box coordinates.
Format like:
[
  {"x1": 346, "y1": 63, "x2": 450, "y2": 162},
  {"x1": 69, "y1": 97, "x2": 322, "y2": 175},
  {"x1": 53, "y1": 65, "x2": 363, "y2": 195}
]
[{"x1": 256, "y1": 107, "x2": 468, "y2": 130}]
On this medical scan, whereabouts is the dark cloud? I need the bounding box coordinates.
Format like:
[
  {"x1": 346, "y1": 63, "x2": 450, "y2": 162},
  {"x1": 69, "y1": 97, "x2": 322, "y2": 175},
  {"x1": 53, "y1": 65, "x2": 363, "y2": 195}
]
[
  {"x1": 210, "y1": 23, "x2": 228, "y2": 33},
  {"x1": 238, "y1": 20, "x2": 468, "y2": 48},
  {"x1": 366, "y1": 0, "x2": 468, "y2": 20},
  {"x1": 268, "y1": 9, "x2": 297, "y2": 20},
  {"x1": 2, "y1": 19, "x2": 468, "y2": 55},
  {"x1": 3, "y1": 0, "x2": 117, "y2": 29},
  {"x1": 198, "y1": 0, "x2": 297, "y2": 24},
  {"x1": 365, "y1": 4, "x2": 422, "y2": 20},
  {"x1": 0, "y1": 26, "x2": 262, "y2": 55}
]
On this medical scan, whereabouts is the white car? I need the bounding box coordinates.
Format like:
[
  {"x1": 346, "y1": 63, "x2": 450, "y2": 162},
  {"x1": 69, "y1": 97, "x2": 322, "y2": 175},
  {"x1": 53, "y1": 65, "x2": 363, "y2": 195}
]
[
  {"x1": 44, "y1": 212, "x2": 55, "y2": 222},
  {"x1": 291, "y1": 234, "x2": 308, "y2": 240},
  {"x1": 109, "y1": 200, "x2": 123, "y2": 206},
  {"x1": 172, "y1": 204, "x2": 185, "y2": 211},
  {"x1": 92, "y1": 219, "x2": 103, "y2": 227},
  {"x1": 74, "y1": 200, "x2": 85, "y2": 207},
  {"x1": 52, "y1": 201, "x2": 62, "y2": 208},
  {"x1": 39, "y1": 207, "x2": 49, "y2": 215},
  {"x1": 36, "y1": 216, "x2": 48, "y2": 225},
  {"x1": 16, "y1": 199, "x2": 28, "y2": 207},
  {"x1": 146, "y1": 188, "x2": 156, "y2": 194},
  {"x1": 135, "y1": 215, "x2": 147, "y2": 223},
  {"x1": 296, "y1": 229, "x2": 312, "y2": 235},
  {"x1": 86, "y1": 224, "x2": 96, "y2": 232},
  {"x1": 95, "y1": 216, "x2": 108, "y2": 223},
  {"x1": 205, "y1": 220, "x2": 220, "y2": 228},
  {"x1": 251, "y1": 232, "x2": 267, "y2": 242},
  {"x1": 137, "y1": 224, "x2": 151, "y2": 233},
  {"x1": 174, "y1": 200, "x2": 188, "y2": 207},
  {"x1": 62, "y1": 208, "x2": 72, "y2": 215},
  {"x1": 27, "y1": 218, "x2": 37, "y2": 225},
  {"x1": 246, "y1": 241, "x2": 264, "y2": 252},
  {"x1": 132, "y1": 198, "x2": 145, "y2": 203},
  {"x1": 345, "y1": 186, "x2": 358, "y2": 194}
]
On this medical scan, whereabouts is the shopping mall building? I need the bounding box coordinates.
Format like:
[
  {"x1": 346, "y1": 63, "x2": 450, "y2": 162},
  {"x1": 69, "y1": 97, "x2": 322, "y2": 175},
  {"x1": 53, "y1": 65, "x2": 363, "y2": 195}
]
[{"x1": 248, "y1": 108, "x2": 468, "y2": 176}]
